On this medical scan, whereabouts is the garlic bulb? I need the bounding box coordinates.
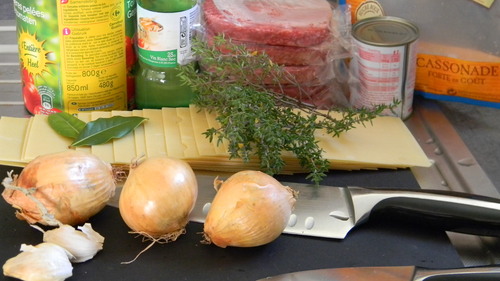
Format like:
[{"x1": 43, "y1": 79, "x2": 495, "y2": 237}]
[
  {"x1": 34, "y1": 223, "x2": 104, "y2": 263},
  {"x1": 3, "y1": 243, "x2": 73, "y2": 281},
  {"x1": 203, "y1": 170, "x2": 297, "y2": 248}
]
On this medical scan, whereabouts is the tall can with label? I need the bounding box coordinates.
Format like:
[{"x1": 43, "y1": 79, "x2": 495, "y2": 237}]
[
  {"x1": 135, "y1": 0, "x2": 200, "y2": 109},
  {"x1": 349, "y1": 16, "x2": 419, "y2": 120},
  {"x1": 14, "y1": 0, "x2": 137, "y2": 115}
]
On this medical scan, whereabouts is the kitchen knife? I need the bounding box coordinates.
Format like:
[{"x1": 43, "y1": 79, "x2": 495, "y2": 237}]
[
  {"x1": 186, "y1": 175, "x2": 500, "y2": 239},
  {"x1": 255, "y1": 265, "x2": 500, "y2": 281},
  {"x1": 107, "y1": 174, "x2": 500, "y2": 239}
]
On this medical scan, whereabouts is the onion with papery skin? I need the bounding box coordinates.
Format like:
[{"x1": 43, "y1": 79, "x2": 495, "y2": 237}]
[
  {"x1": 119, "y1": 156, "x2": 198, "y2": 243},
  {"x1": 203, "y1": 170, "x2": 297, "y2": 248},
  {"x1": 1, "y1": 150, "x2": 116, "y2": 226}
]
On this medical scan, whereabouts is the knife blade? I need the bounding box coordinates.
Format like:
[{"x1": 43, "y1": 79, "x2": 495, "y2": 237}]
[
  {"x1": 187, "y1": 175, "x2": 500, "y2": 239},
  {"x1": 108, "y1": 174, "x2": 500, "y2": 239},
  {"x1": 255, "y1": 265, "x2": 500, "y2": 281}
]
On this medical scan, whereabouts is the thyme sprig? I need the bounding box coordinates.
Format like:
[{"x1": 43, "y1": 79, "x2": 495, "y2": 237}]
[{"x1": 179, "y1": 35, "x2": 394, "y2": 184}]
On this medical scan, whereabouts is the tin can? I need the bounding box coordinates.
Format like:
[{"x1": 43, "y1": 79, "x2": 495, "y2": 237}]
[
  {"x1": 349, "y1": 16, "x2": 419, "y2": 119},
  {"x1": 346, "y1": 0, "x2": 385, "y2": 24},
  {"x1": 14, "y1": 0, "x2": 137, "y2": 115}
]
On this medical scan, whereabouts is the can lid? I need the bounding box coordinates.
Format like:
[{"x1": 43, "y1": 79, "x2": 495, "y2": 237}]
[{"x1": 352, "y1": 16, "x2": 419, "y2": 46}]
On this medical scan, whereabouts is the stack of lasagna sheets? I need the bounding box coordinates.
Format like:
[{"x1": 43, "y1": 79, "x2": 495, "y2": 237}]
[{"x1": 0, "y1": 105, "x2": 431, "y2": 174}]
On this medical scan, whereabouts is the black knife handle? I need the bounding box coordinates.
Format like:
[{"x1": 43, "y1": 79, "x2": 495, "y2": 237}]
[
  {"x1": 414, "y1": 266, "x2": 500, "y2": 281},
  {"x1": 348, "y1": 187, "x2": 500, "y2": 236}
]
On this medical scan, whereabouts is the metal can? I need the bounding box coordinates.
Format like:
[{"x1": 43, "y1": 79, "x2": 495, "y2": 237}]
[
  {"x1": 346, "y1": 0, "x2": 385, "y2": 24},
  {"x1": 349, "y1": 16, "x2": 419, "y2": 119},
  {"x1": 14, "y1": 0, "x2": 137, "y2": 115}
]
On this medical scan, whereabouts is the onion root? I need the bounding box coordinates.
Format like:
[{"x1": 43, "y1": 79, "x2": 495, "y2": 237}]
[{"x1": 121, "y1": 229, "x2": 187, "y2": 264}]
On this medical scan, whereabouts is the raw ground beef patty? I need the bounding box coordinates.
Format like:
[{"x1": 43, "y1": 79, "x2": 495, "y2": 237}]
[
  {"x1": 205, "y1": 30, "x2": 333, "y2": 66},
  {"x1": 203, "y1": 0, "x2": 334, "y2": 47},
  {"x1": 261, "y1": 64, "x2": 335, "y2": 85},
  {"x1": 201, "y1": 62, "x2": 336, "y2": 85},
  {"x1": 265, "y1": 79, "x2": 348, "y2": 109}
]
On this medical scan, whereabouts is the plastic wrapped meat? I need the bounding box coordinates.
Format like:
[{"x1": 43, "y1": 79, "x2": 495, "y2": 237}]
[
  {"x1": 201, "y1": 0, "x2": 351, "y2": 109},
  {"x1": 205, "y1": 30, "x2": 335, "y2": 66},
  {"x1": 266, "y1": 79, "x2": 349, "y2": 109},
  {"x1": 262, "y1": 64, "x2": 336, "y2": 85},
  {"x1": 201, "y1": 62, "x2": 336, "y2": 85},
  {"x1": 203, "y1": 0, "x2": 335, "y2": 47}
]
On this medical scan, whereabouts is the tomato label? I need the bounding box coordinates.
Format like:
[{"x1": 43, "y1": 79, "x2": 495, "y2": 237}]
[{"x1": 14, "y1": 0, "x2": 137, "y2": 115}]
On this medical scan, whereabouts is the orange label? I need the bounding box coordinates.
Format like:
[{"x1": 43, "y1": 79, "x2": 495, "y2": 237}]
[
  {"x1": 346, "y1": 0, "x2": 384, "y2": 23},
  {"x1": 415, "y1": 54, "x2": 500, "y2": 103}
]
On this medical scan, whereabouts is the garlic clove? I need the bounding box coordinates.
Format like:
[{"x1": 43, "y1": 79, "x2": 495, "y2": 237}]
[
  {"x1": 3, "y1": 242, "x2": 73, "y2": 281},
  {"x1": 42, "y1": 223, "x2": 105, "y2": 263}
]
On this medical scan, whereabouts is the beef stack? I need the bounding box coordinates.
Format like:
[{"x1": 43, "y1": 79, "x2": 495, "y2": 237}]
[{"x1": 202, "y1": 0, "x2": 347, "y2": 108}]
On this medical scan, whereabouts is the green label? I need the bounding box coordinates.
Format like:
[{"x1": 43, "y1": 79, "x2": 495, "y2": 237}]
[
  {"x1": 138, "y1": 49, "x2": 178, "y2": 67},
  {"x1": 136, "y1": 4, "x2": 199, "y2": 68}
]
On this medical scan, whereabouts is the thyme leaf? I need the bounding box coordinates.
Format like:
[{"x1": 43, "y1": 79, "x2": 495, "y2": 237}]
[{"x1": 178, "y1": 35, "x2": 395, "y2": 184}]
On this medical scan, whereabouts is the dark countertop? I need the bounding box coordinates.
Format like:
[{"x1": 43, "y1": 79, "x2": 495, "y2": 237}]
[{"x1": 0, "y1": 165, "x2": 466, "y2": 281}]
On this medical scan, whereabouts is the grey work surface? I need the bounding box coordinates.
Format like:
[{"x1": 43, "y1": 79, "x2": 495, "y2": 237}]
[{"x1": 438, "y1": 103, "x2": 500, "y2": 191}]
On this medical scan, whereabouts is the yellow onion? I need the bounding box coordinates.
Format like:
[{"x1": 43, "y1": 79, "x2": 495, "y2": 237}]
[
  {"x1": 119, "y1": 156, "x2": 198, "y2": 240},
  {"x1": 1, "y1": 150, "x2": 116, "y2": 226},
  {"x1": 203, "y1": 170, "x2": 297, "y2": 248}
]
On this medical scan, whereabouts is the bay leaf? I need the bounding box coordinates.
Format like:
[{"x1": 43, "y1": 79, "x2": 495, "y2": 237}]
[
  {"x1": 72, "y1": 116, "x2": 147, "y2": 147},
  {"x1": 47, "y1": 112, "x2": 86, "y2": 139}
]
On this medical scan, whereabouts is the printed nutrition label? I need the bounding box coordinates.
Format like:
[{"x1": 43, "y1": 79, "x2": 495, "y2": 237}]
[
  {"x1": 60, "y1": 1, "x2": 114, "y2": 24},
  {"x1": 357, "y1": 45, "x2": 403, "y2": 102},
  {"x1": 58, "y1": 0, "x2": 127, "y2": 113},
  {"x1": 63, "y1": 31, "x2": 124, "y2": 69},
  {"x1": 350, "y1": 40, "x2": 417, "y2": 119}
]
